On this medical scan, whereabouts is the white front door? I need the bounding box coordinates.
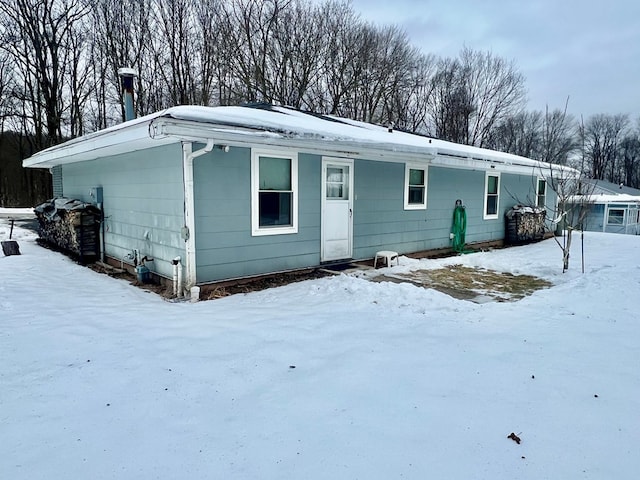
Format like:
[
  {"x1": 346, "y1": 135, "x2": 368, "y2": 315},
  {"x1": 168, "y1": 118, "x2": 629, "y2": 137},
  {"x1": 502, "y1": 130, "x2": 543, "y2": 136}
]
[{"x1": 321, "y1": 158, "x2": 354, "y2": 262}]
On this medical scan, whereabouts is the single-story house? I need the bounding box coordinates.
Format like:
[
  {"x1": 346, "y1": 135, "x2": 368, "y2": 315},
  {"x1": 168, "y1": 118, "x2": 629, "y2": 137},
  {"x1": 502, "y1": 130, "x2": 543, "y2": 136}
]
[
  {"x1": 23, "y1": 105, "x2": 568, "y2": 296},
  {"x1": 568, "y1": 179, "x2": 640, "y2": 235}
]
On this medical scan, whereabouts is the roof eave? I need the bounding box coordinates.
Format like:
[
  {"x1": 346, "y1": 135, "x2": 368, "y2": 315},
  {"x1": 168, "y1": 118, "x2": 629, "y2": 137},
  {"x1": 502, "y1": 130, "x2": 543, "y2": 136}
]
[{"x1": 23, "y1": 119, "x2": 177, "y2": 168}]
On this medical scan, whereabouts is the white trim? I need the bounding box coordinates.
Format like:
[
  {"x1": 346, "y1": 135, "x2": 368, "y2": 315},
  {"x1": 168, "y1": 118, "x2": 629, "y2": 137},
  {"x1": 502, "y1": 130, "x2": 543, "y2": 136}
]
[
  {"x1": 182, "y1": 140, "x2": 214, "y2": 289},
  {"x1": 483, "y1": 171, "x2": 501, "y2": 220},
  {"x1": 404, "y1": 164, "x2": 428, "y2": 210},
  {"x1": 536, "y1": 177, "x2": 547, "y2": 209},
  {"x1": 251, "y1": 148, "x2": 298, "y2": 236},
  {"x1": 606, "y1": 207, "x2": 626, "y2": 226},
  {"x1": 321, "y1": 157, "x2": 354, "y2": 262}
]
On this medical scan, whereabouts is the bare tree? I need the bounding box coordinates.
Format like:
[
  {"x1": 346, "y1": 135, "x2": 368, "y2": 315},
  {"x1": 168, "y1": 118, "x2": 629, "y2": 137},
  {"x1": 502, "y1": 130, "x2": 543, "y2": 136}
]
[
  {"x1": 150, "y1": 0, "x2": 200, "y2": 106},
  {"x1": 429, "y1": 47, "x2": 526, "y2": 146},
  {"x1": 428, "y1": 57, "x2": 474, "y2": 143},
  {"x1": 486, "y1": 111, "x2": 543, "y2": 158},
  {"x1": 354, "y1": 24, "x2": 421, "y2": 126},
  {"x1": 88, "y1": 0, "x2": 154, "y2": 123},
  {"x1": 538, "y1": 104, "x2": 584, "y2": 271},
  {"x1": 312, "y1": 1, "x2": 367, "y2": 115},
  {"x1": 194, "y1": 0, "x2": 224, "y2": 106},
  {"x1": 461, "y1": 47, "x2": 527, "y2": 147},
  {"x1": 0, "y1": 50, "x2": 14, "y2": 133},
  {"x1": 540, "y1": 103, "x2": 579, "y2": 166},
  {"x1": 619, "y1": 127, "x2": 640, "y2": 188},
  {"x1": 582, "y1": 113, "x2": 629, "y2": 182},
  {"x1": 0, "y1": 0, "x2": 90, "y2": 147},
  {"x1": 546, "y1": 167, "x2": 594, "y2": 272},
  {"x1": 383, "y1": 53, "x2": 437, "y2": 133},
  {"x1": 65, "y1": 18, "x2": 93, "y2": 137}
]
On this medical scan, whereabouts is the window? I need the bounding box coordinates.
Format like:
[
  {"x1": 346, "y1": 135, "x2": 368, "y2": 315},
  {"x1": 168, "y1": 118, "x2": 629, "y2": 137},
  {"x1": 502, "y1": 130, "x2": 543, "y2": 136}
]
[
  {"x1": 607, "y1": 208, "x2": 625, "y2": 225},
  {"x1": 251, "y1": 150, "x2": 298, "y2": 236},
  {"x1": 404, "y1": 165, "x2": 427, "y2": 210},
  {"x1": 484, "y1": 172, "x2": 500, "y2": 219},
  {"x1": 537, "y1": 178, "x2": 547, "y2": 208},
  {"x1": 326, "y1": 166, "x2": 348, "y2": 199}
]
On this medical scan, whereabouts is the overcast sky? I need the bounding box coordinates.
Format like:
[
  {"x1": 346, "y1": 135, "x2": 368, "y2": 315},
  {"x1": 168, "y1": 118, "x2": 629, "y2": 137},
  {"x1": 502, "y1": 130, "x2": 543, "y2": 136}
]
[{"x1": 349, "y1": 0, "x2": 639, "y2": 120}]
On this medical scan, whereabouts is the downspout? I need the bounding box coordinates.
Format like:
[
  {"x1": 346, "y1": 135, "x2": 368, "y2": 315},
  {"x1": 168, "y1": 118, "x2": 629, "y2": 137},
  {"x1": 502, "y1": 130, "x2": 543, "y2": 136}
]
[{"x1": 182, "y1": 140, "x2": 214, "y2": 294}]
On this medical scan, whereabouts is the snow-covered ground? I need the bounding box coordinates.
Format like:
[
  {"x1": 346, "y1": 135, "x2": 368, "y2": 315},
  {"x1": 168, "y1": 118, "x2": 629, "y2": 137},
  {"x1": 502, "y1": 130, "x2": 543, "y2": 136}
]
[{"x1": 1, "y1": 210, "x2": 639, "y2": 479}]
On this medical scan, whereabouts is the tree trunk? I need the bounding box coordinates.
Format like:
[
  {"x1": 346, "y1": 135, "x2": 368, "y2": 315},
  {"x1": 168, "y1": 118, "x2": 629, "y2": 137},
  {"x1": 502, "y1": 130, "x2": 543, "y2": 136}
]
[{"x1": 563, "y1": 228, "x2": 573, "y2": 272}]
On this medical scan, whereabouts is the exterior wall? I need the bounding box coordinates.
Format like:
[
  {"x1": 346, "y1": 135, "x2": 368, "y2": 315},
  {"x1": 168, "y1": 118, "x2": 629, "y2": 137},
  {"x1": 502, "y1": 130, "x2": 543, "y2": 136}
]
[
  {"x1": 61, "y1": 144, "x2": 185, "y2": 278},
  {"x1": 604, "y1": 203, "x2": 640, "y2": 235},
  {"x1": 60, "y1": 142, "x2": 558, "y2": 284},
  {"x1": 575, "y1": 202, "x2": 639, "y2": 235},
  {"x1": 193, "y1": 148, "x2": 321, "y2": 282},
  {"x1": 193, "y1": 148, "x2": 555, "y2": 283},
  {"x1": 352, "y1": 161, "x2": 550, "y2": 260},
  {"x1": 582, "y1": 204, "x2": 605, "y2": 232}
]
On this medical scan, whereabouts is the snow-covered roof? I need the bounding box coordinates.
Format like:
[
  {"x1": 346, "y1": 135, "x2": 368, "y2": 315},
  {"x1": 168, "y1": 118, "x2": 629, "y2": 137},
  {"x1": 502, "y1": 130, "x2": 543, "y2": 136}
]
[
  {"x1": 23, "y1": 105, "x2": 574, "y2": 175},
  {"x1": 568, "y1": 193, "x2": 640, "y2": 204}
]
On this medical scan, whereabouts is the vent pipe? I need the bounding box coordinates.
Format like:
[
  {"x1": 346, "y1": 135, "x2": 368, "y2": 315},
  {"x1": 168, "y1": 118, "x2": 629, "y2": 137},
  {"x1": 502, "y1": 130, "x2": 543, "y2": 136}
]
[{"x1": 117, "y1": 67, "x2": 138, "y2": 122}]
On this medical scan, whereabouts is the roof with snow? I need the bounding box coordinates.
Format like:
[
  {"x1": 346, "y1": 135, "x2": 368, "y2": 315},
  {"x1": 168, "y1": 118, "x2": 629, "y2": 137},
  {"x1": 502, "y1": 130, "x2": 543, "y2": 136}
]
[
  {"x1": 568, "y1": 193, "x2": 640, "y2": 204},
  {"x1": 23, "y1": 104, "x2": 574, "y2": 175},
  {"x1": 583, "y1": 179, "x2": 640, "y2": 197}
]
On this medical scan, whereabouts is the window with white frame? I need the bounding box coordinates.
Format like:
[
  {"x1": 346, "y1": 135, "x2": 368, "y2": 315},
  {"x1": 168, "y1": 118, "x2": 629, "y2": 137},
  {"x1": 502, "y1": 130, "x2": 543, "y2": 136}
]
[
  {"x1": 607, "y1": 208, "x2": 625, "y2": 225},
  {"x1": 484, "y1": 172, "x2": 500, "y2": 219},
  {"x1": 251, "y1": 150, "x2": 298, "y2": 236},
  {"x1": 537, "y1": 178, "x2": 547, "y2": 208},
  {"x1": 404, "y1": 165, "x2": 427, "y2": 210}
]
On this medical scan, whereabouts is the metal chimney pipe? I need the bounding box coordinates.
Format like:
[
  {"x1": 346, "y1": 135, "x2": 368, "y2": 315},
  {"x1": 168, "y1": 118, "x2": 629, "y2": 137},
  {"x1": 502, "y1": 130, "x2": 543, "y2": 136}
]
[{"x1": 117, "y1": 67, "x2": 138, "y2": 122}]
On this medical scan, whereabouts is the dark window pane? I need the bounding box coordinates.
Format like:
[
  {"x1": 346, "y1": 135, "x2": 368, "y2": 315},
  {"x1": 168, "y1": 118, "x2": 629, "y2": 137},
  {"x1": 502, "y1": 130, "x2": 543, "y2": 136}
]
[
  {"x1": 409, "y1": 169, "x2": 424, "y2": 186},
  {"x1": 487, "y1": 175, "x2": 499, "y2": 194},
  {"x1": 538, "y1": 179, "x2": 546, "y2": 195},
  {"x1": 259, "y1": 157, "x2": 291, "y2": 190},
  {"x1": 259, "y1": 192, "x2": 292, "y2": 226},
  {"x1": 486, "y1": 195, "x2": 498, "y2": 215},
  {"x1": 408, "y1": 186, "x2": 425, "y2": 204}
]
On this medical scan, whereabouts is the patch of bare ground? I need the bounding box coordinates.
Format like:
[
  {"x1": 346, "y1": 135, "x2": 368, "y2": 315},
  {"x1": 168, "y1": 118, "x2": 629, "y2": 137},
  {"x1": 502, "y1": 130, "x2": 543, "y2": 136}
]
[
  {"x1": 35, "y1": 236, "x2": 336, "y2": 300},
  {"x1": 87, "y1": 259, "x2": 332, "y2": 300},
  {"x1": 379, "y1": 265, "x2": 552, "y2": 303}
]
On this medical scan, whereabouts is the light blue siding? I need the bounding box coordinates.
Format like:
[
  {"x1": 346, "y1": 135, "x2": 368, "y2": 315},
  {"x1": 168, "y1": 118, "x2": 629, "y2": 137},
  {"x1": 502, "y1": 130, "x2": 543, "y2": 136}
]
[
  {"x1": 61, "y1": 144, "x2": 185, "y2": 278},
  {"x1": 352, "y1": 162, "x2": 552, "y2": 260},
  {"x1": 193, "y1": 149, "x2": 321, "y2": 282},
  {"x1": 580, "y1": 203, "x2": 640, "y2": 234},
  {"x1": 60, "y1": 141, "x2": 557, "y2": 284}
]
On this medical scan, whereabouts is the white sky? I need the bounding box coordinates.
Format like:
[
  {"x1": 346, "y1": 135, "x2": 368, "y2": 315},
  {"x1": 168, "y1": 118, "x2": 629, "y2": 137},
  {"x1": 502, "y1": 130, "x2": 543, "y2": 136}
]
[{"x1": 349, "y1": 0, "x2": 640, "y2": 119}]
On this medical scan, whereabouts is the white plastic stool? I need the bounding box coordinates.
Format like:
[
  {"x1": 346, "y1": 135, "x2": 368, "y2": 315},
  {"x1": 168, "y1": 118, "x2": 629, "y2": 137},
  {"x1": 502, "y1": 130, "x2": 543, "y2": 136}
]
[{"x1": 374, "y1": 250, "x2": 399, "y2": 268}]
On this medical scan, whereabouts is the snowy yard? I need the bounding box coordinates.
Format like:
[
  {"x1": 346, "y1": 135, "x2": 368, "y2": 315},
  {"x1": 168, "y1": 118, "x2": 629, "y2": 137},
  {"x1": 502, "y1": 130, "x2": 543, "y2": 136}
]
[{"x1": 1, "y1": 211, "x2": 639, "y2": 479}]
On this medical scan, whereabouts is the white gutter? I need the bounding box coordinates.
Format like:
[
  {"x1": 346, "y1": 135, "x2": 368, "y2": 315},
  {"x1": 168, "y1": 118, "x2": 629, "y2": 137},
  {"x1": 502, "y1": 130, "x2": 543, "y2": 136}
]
[
  {"x1": 151, "y1": 118, "x2": 438, "y2": 164},
  {"x1": 151, "y1": 118, "x2": 578, "y2": 176},
  {"x1": 182, "y1": 139, "x2": 214, "y2": 290}
]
